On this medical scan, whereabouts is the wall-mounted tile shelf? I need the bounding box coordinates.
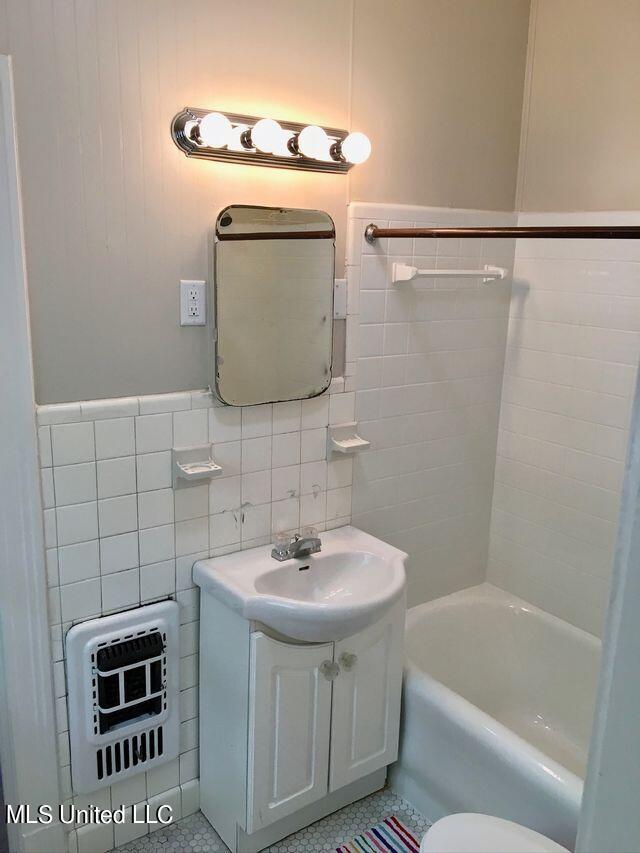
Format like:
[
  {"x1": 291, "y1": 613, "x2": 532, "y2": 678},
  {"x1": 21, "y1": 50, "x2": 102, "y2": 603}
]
[
  {"x1": 173, "y1": 445, "x2": 222, "y2": 488},
  {"x1": 327, "y1": 422, "x2": 371, "y2": 457},
  {"x1": 392, "y1": 262, "x2": 508, "y2": 285}
]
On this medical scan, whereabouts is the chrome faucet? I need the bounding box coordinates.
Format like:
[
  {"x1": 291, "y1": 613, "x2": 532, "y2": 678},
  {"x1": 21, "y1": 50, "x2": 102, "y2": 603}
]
[{"x1": 271, "y1": 530, "x2": 322, "y2": 562}]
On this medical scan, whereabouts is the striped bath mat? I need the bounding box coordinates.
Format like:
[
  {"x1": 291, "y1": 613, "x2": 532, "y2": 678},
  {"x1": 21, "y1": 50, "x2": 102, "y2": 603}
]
[{"x1": 336, "y1": 815, "x2": 421, "y2": 852}]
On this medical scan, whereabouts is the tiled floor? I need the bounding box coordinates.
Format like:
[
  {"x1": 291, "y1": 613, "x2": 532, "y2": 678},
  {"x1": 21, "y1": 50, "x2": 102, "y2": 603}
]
[{"x1": 116, "y1": 788, "x2": 431, "y2": 852}]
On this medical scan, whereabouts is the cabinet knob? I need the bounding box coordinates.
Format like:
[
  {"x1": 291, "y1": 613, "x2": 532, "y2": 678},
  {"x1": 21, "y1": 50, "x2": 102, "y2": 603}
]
[
  {"x1": 320, "y1": 660, "x2": 340, "y2": 681},
  {"x1": 339, "y1": 652, "x2": 358, "y2": 671}
]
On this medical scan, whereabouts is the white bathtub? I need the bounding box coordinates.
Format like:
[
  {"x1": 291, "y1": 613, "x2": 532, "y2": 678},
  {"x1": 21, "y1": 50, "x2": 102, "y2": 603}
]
[{"x1": 389, "y1": 583, "x2": 601, "y2": 850}]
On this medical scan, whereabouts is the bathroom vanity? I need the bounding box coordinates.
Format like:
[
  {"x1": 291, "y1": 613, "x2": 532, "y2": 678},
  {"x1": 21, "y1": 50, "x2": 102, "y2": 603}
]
[{"x1": 194, "y1": 526, "x2": 407, "y2": 853}]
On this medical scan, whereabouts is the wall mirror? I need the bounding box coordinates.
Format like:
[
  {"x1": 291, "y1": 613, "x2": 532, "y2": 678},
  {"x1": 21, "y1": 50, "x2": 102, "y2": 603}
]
[{"x1": 213, "y1": 205, "x2": 335, "y2": 407}]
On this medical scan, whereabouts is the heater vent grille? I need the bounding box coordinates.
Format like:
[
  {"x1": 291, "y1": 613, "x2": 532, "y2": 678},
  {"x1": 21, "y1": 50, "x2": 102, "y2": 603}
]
[
  {"x1": 96, "y1": 724, "x2": 164, "y2": 780},
  {"x1": 66, "y1": 601, "x2": 180, "y2": 794}
]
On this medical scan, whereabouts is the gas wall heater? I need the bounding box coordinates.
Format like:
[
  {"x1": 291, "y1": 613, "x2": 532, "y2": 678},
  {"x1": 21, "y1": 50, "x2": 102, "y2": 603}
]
[{"x1": 66, "y1": 601, "x2": 180, "y2": 793}]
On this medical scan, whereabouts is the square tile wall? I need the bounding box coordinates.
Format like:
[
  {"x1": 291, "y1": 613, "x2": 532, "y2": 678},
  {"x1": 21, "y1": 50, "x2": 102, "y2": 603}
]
[
  {"x1": 347, "y1": 203, "x2": 517, "y2": 606},
  {"x1": 37, "y1": 377, "x2": 356, "y2": 852},
  {"x1": 487, "y1": 211, "x2": 640, "y2": 637}
]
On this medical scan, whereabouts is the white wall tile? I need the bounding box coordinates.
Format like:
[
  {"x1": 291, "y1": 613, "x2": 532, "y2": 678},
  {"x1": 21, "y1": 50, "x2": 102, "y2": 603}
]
[
  {"x1": 136, "y1": 451, "x2": 172, "y2": 492},
  {"x1": 209, "y1": 476, "x2": 241, "y2": 515},
  {"x1": 241, "y1": 470, "x2": 272, "y2": 506},
  {"x1": 99, "y1": 532, "x2": 139, "y2": 575},
  {"x1": 329, "y1": 392, "x2": 355, "y2": 425},
  {"x1": 38, "y1": 425, "x2": 53, "y2": 467},
  {"x1": 176, "y1": 517, "x2": 209, "y2": 557},
  {"x1": 58, "y1": 540, "x2": 100, "y2": 585},
  {"x1": 241, "y1": 504, "x2": 271, "y2": 541},
  {"x1": 273, "y1": 401, "x2": 301, "y2": 434},
  {"x1": 272, "y1": 465, "x2": 300, "y2": 502},
  {"x1": 181, "y1": 780, "x2": 200, "y2": 817},
  {"x1": 139, "y1": 524, "x2": 175, "y2": 566},
  {"x1": 241, "y1": 404, "x2": 273, "y2": 438},
  {"x1": 301, "y1": 461, "x2": 327, "y2": 496},
  {"x1": 43, "y1": 508, "x2": 57, "y2": 549},
  {"x1": 40, "y1": 467, "x2": 55, "y2": 508},
  {"x1": 486, "y1": 212, "x2": 639, "y2": 636},
  {"x1": 51, "y1": 422, "x2": 95, "y2": 466},
  {"x1": 94, "y1": 418, "x2": 135, "y2": 460},
  {"x1": 45, "y1": 548, "x2": 59, "y2": 587},
  {"x1": 272, "y1": 433, "x2": 300, "y2": 468},
  {"x1": 147, "y1": 758, "x2": 180, "y2": 798},
  {"x1": 40, "y1": 373, "x2": 356, "y2": 811},
  {"x1": 60, "y1": 578, "x2": 101, "y2": 622},
  {"x1": 301, "y1": 396, "x2": 329, "y2": 429},
  {"x1": 175, "y1": 484, "x2": 209, "y2": 521},
  {"x1": 101, "y1": 569, "x2": 139, "y2": 612},
  {"x1": 173, "y1": 410, "x2": 209, "y2": 448},
  {"x1": 208, "y1": 407, "x2": 241, "y2": 443},
  {"x1": 54, "y1": 463, "x2": 97, "y2": 506},
  {"x1": 56, "y1": 502, "x2": 98, "y2": 546},
  {"x1": 97, "y1": 457, "x2": 136, "y2": 499},
  {"x1": 327, "y1": 487, "x2": 352, "y2": 520},
  {"x1": 138, "y1": 489, "x2": 174, "y2": 530},
  {"x1": 135, "y1": 414, "x2": 173, "y2": 453},
  {"x1": 140, "y1": 560, "x2": 176, "y2": 601},
  {"x1": 210, "y1": 511, "x2": 241, "y2": 549},
  {"x1": 138, "y1": 393, "x2": 191, "y2": 414},
  {"x1": 271, "y1": 497, "x2": 300, "y2": 535},
  {"x1": 212, "y1": 440, "x2": 241, "y2": 477},
  {"x1": 301, "y1": 428, "x2": 327, "y2": 463},
  {"x1": 98, "y1": 494, "x2": 138, "y2": 537},
  {"x1": 241, "y1": 437, "x2": 272, "y2": 473}
]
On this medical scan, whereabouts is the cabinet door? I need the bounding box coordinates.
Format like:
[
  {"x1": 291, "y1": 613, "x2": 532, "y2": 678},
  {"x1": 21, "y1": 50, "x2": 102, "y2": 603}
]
[
  {"x1": 330, "y1": 598, "x2": 405, "y2": 791},
  {"x1": 246, "y1": 632, "x2": 334, "y2": 833}
]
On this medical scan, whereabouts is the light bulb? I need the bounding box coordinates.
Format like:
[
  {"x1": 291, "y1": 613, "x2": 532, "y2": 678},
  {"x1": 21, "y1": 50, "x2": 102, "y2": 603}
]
[
  {"x1": 251, "y1": 118, "x2": 282, "y2": 153},
  {"x1": 227, "y1": 124, "x2": 250, "y2": 152},
  {"x1": 198, "y1": 112, "x2": 232, "y2": 148},
  {"x1": 341, "y1": 131, "x2": 371, "y2": 164},
  {"x1": 297, "y1": 125, "x2": 330, "y2": 160},
  {"x1": 272, "y1": 128, "x2": 294, "y2": 158}
]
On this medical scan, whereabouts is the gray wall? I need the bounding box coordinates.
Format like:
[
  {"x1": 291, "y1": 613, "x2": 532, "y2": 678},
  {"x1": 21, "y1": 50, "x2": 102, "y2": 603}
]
[
  {"x1": 518, "y1": 0, "x2": 640, "y2": 211},
  {"x1": 0, "y1": 0, "x2": 530, "y2": 404}
]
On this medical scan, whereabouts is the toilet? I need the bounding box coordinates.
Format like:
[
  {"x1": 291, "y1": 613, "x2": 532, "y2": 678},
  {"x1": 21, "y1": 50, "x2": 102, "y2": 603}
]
[{"x1": 420, "y1": 814, "x2": 571, "y2": 853}]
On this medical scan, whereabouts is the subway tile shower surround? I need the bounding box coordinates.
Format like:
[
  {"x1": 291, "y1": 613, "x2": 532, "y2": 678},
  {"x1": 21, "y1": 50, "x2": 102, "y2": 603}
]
[
  {"x1": 487, "y1": 212, "x2": 640, "y2": 636},
  {"x1": 348, "y1": 203, "x2": 517, "y2": 607}
]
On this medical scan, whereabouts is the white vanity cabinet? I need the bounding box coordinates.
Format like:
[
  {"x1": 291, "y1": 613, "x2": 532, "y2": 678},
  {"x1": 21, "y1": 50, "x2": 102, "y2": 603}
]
[{"x1": 198, "y1": 593, "x2": 405, "y2": 853}]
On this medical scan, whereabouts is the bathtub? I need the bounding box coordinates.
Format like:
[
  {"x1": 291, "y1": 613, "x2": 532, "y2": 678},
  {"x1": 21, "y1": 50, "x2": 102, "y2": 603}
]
[{"x1": 389, "y1": 583, "x2": 601, "y2": 850}]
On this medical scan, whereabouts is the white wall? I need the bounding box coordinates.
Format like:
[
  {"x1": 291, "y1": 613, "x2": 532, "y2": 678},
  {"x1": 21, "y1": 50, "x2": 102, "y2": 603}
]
[
  {"x1": 517, "y1": 0, "x2": 640, "y2": 212},
  {"x1": 487, "y1": 212, "x2": 640, "y2": 636},
  {"x1": 0, "y1": 0, "x2": 530, "y2": 404},
  {"x1": 348, "y1": 203, "x2": 516, "y2": 605}
]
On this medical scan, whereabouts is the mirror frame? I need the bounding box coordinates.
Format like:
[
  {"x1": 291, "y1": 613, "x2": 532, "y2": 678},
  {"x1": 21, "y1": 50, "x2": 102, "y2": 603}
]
[{"x1": 212, "y1": 204, "x2": 336, "y2": 407}]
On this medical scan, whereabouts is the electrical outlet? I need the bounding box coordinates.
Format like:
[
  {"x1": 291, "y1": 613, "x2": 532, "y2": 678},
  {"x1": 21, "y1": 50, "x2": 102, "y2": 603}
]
[{"x1": 180, "y1": 280, "x2": 206, "y2": 326}]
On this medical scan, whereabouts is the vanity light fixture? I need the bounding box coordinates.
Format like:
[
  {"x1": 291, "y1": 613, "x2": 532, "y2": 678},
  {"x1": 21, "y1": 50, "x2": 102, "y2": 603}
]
[{"x1": 171, "y1": 107, "x2": 371, "y2": 174}]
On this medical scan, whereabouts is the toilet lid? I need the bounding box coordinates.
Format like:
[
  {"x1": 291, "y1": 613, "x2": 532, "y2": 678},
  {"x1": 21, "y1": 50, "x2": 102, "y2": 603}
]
[{"x1": 420, "y1": 814, "x2": 571, "y2": 853}]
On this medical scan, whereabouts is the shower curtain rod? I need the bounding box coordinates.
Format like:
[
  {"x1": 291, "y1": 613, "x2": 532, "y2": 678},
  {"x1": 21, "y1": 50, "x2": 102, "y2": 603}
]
[{"x1": 364, "y1": 223, "x2": 640, "y2": 243}]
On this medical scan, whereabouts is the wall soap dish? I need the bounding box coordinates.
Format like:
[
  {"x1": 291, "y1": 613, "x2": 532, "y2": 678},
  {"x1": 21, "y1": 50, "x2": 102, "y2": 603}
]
[
  {"x1": 327, "y1": 422, "x2": 371, "y2": 456},
  {"x1": 173, "y1": 444, "x2": 222, "y2": 488}
]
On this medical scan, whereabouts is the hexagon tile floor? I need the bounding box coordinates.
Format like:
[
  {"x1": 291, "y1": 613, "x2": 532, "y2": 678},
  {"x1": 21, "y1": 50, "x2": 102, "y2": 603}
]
[{"x1": 115, "y1": 788, "x2": 431, "y2": 852}]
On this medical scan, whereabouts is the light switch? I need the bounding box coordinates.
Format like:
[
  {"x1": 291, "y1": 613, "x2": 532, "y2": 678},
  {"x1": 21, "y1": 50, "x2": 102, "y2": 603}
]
[{"x1": 180, "y1": 280, "x2": 206, "y2": 326}]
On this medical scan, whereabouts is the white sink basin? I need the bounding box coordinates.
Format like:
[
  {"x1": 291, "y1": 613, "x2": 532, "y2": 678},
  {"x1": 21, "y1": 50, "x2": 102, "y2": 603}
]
[{"x1": 193, "y1": 526, "x2": 407, "y2": 642}]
